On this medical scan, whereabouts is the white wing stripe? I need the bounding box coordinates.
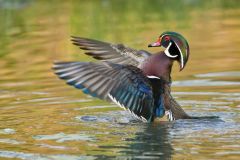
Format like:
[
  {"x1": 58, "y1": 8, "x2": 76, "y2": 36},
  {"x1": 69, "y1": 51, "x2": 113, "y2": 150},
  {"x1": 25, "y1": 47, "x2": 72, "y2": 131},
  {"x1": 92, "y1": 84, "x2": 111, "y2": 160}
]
[
  {"x1": 108, "y1": 94, "x2": 126, "y2": 110},
  {"x1": 108, "y1": 94, "x2": 147, "y2": 122}
]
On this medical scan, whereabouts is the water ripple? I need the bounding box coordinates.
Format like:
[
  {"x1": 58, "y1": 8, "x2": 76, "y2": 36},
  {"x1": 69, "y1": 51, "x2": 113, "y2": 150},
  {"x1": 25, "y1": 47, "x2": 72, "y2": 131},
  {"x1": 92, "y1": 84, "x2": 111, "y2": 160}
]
[
  {"x1": 33, "y1": 132, "x2": 95, "y2": 143},
  {"x1": 0, "y1": 150, "x2": 96, "y2": 160},
  {"x1": 0, "y1": 128, "x2": 15, "y2": 134},
  {"x1": 195, "y1": 71, "x2": 240, "y2": 78},
  {"x1": 0, "y1": 139, "x2": 25, "y2": 145},
  {"x1": 173, "y1": 79, "x2": 240, "y2": 87}
]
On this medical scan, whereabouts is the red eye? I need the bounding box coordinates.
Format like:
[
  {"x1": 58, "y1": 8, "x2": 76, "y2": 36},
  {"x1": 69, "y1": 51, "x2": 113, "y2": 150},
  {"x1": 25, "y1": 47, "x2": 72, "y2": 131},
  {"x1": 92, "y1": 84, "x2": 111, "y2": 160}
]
[{"x1": 164, "y1": 36, "x2": 170, "y2": 41}]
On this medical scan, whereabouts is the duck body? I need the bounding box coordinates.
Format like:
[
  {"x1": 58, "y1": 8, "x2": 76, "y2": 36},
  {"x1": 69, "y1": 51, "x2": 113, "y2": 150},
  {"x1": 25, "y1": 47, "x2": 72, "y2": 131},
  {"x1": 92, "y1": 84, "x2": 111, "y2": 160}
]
[
  {"x1": 140, "y1": 52, "x2": 190, "y2": 120},
  {"x1": 53, "y1": 32, "x2": 192, "y2": 122}
]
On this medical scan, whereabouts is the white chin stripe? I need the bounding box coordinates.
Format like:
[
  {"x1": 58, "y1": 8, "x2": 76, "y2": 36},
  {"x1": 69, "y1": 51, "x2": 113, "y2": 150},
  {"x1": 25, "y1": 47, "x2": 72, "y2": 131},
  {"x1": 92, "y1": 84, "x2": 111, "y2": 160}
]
[{"x1": 164, "y1": 42, "x2": 178, "y2": 58}]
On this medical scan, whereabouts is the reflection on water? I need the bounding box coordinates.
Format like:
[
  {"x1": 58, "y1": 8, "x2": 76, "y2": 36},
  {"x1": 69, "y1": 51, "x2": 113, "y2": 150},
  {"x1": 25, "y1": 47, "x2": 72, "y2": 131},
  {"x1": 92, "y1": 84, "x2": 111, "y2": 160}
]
[
  {"x1": 0, "y1": 0, "x2": 240, "y2": 159},
  {"x1": 119, "y1": 124, "x2": 173, "y2": 159}
]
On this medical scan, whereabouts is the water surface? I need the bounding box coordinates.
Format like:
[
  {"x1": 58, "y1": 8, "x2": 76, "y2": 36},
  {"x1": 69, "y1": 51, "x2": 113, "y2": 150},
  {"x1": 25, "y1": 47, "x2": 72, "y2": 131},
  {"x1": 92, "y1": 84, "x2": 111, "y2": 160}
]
[{"x1": 0, "y1": 0, "x2": 240, "y2": 159}]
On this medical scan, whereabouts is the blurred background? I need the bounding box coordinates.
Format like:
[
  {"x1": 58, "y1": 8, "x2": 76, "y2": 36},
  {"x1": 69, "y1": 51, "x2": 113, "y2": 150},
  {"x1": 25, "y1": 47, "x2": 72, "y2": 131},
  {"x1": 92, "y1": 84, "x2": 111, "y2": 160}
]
[{"x1": 0, "y1": 0, "x2": 239, "y2": 159}]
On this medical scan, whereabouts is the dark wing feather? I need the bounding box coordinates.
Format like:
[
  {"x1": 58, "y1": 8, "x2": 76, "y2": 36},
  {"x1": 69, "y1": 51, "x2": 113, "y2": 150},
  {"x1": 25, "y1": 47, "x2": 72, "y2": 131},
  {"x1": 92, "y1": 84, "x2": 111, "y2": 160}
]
[
  {"x1": 71, "y1": 36, "x2": 151, "y2": 66},
  {"x1": 53, "y1": 62, "x2": 155, "y2": 122},
  {"x1": 163, "y1": 84, "x2": 191, "y2": 120}
]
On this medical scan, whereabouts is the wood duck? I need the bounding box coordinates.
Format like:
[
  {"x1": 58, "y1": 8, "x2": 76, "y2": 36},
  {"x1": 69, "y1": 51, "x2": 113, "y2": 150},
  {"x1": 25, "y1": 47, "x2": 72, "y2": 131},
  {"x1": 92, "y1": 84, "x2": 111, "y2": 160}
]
[{"x1": 53, "y1": 31, "x2": 193, "y2": 122}]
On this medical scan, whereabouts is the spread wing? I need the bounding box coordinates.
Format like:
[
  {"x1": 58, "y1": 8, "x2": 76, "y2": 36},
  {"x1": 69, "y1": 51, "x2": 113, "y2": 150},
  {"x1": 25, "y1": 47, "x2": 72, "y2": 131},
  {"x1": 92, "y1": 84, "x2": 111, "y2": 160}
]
[
  {"x1": 71, "y1": 36, "x2": 151, "y2": 66},
  {"x1": 53, "y1": 62, "x2": 155, "y2": 122}
]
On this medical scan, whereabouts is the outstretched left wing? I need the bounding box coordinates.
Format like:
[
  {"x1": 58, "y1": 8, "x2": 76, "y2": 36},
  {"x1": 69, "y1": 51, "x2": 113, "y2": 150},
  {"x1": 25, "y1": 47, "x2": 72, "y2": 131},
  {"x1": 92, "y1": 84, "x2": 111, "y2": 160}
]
[
  {"x1": 53, "y1": 62, "x2": 156, "y2": 122},
  {"x1": 71, "y1": 36, "x2": 151, "y2": 66}
]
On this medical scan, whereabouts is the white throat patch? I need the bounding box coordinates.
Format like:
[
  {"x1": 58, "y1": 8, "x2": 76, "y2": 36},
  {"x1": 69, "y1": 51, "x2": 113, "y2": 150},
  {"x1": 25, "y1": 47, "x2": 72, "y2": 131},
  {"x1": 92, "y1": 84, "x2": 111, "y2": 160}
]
[{"x1": 164, "y1": 42, "x2": 178, "y2": 58}]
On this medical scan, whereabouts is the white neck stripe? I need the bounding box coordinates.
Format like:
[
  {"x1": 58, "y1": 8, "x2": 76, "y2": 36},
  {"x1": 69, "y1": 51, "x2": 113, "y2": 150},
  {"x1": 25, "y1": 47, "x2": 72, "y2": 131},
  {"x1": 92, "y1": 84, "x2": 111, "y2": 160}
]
[{"x1": 174, "y1": 42, "x2": 184, "y2": 69}]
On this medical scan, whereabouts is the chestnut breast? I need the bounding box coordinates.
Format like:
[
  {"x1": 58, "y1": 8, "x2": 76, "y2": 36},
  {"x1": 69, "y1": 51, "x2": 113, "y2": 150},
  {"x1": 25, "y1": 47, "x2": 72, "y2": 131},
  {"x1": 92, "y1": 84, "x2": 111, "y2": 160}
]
[{"x1": 140, "y1": 52, "x2": 173, "y2": 81}]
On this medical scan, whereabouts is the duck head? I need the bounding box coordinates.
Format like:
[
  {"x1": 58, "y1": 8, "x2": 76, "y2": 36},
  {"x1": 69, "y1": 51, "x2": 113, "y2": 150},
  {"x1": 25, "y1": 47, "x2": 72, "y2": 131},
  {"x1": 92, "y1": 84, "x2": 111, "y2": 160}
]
[{"x1": 148, "y1": 31, "x2": 190, "y2": 71}]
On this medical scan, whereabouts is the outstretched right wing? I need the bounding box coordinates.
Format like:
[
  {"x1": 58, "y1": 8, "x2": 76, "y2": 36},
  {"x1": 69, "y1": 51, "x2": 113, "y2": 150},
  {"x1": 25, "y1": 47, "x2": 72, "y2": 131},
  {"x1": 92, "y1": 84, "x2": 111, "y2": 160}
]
[
  {"x1": 53, "y1": 62, "x2": 156, "y2": 122},
  {"x1": 71, "y1": 36, "x2": 151, "y2": 66}
]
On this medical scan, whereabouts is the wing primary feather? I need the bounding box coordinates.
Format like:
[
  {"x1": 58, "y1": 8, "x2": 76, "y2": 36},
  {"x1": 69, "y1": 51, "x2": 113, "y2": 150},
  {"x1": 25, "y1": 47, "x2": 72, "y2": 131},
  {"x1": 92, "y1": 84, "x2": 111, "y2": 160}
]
[
  {"x1": 54, "y1": 65, "x2": 83, "y2": 74},
  {"x1": 70, "y1": 36, "x2": 151, "y2": 66}
]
